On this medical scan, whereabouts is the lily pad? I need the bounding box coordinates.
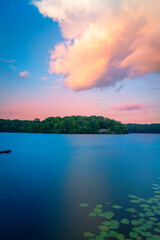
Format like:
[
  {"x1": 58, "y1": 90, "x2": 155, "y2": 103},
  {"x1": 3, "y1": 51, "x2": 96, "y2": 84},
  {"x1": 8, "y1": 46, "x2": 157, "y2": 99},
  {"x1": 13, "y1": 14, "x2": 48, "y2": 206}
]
[
  {"x1": 84, "y1": 232, "x2": 95, "y2": 238},
  {"x1": 120, "y1": 218, "x2": 129, "y2": 224},
  {"x1": 128, "y1": 195, "x2": 137, "y2": 199},
  {"x1": 129, "y1": 231, "x2": 138, "y2": 238},
  {"x1": 130, "y1": 200, "x2": 141, "y2": 204},
  {"x1": 96, "y1": 204, "x2": 103, "y2": 208},
  {"x1": 125, "y1": 208, "x2": 137, "y2": 213},
  {"x1": 112, "y1": 205, "x2": 122, "y2": 209},
  {"x1": 89, "y1": 212, "x2": 97, "y2": 217},
  {"x1": 79, "y1": 203, "x2": 89, "y2": 207}
]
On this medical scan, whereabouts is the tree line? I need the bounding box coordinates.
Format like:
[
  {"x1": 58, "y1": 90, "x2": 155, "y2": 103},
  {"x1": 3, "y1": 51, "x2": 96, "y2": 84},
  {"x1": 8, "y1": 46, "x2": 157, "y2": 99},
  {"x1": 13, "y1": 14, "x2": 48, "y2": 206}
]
[
  {"x1": 0, "y1": 116, "x2": 128, "y2": 134},
  {"x1": 125, "y1": 123, "x2": 160, "y2": 133}
]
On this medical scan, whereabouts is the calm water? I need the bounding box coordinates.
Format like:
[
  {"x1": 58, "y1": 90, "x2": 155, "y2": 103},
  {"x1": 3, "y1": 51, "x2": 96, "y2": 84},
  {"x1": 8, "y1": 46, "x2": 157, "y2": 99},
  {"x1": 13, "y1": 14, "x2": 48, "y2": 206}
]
[{"x1": 0, "y1": 133, "x2": 160, "y2": 240}]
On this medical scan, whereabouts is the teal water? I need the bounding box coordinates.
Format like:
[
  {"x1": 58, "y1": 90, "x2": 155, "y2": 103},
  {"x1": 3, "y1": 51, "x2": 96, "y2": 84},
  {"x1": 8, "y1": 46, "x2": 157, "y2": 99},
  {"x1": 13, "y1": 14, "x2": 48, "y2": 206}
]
[{"x1": 0, "y1": 133, "x2": 160, "y2": 240}]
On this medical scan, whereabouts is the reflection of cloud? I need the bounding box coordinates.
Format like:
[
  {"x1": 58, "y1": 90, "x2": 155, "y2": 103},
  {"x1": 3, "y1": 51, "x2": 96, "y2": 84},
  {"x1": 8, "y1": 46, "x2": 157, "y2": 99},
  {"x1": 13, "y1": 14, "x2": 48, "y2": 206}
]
[
  {"x1": 32, "y1": 0, "x2": 160, "y2": 91},
  {"x1": 19, "y1": 71, "x2": 30, "y2": 79},
  {"x1": 114, "y1": 104, "x2": 152, "y2": 111}
]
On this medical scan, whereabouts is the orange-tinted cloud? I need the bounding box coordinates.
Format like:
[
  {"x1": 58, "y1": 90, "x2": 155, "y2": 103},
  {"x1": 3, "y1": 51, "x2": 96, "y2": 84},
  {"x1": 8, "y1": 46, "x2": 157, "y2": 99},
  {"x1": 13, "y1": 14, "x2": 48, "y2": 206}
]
[{"x1": 32, "y1": 0, "x2": 160, "y2": 90}]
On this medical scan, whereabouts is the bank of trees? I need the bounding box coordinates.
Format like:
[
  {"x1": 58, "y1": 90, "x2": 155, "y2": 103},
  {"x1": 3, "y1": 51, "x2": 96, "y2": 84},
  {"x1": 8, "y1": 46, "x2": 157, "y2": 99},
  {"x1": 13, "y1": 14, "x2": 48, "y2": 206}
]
[
  {"x1": 0, "y1": 116, "x2": 128, "y2": 134},
  {"x1": 125, "y1": 123, "x2": 160, "y2": 133}
]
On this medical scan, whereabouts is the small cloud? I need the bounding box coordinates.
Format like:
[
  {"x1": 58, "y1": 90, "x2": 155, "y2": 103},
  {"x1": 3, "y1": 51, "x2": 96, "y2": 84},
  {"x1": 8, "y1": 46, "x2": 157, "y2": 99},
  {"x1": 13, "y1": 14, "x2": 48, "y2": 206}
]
[
  {"x1": 116, "y1": 84, "x2": 123, "y2": 93},
  {"x1": 114, "y1": 104, "x2": 152, "y2": 111},
  {"x1": 0, "y1": 58, "x2": 16, "y2": 63},
  {"x1": 10, "y1": 65, "x2": 17, "y2": 70},
  {"x1": 19, "y1": 71, "x2": 30, "y2": 79},
  {"x1": 55, "y1": 78, "x2": 62, "y2": 83},
  {"x1": 50, "y1": 86, "x2": 60, "y2": 89},
  {"x1": 41, "y1": 76, "x2": 52, "y2": 81}
]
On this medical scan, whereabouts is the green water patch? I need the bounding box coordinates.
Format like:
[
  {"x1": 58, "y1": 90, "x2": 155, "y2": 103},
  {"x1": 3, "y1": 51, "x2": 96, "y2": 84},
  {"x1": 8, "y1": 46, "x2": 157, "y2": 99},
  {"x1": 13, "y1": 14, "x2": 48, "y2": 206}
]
[{"x1": 79, "y1": 178, "x2": 160, "y2": 239}]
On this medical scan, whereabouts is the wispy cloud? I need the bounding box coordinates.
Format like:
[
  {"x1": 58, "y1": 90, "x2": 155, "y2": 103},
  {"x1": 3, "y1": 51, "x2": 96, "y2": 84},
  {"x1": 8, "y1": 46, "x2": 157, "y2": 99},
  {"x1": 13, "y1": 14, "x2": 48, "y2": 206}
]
[
  {"x1": 114, "y1": 104, "x2": 152, "y2": 111},
  {"x1": 116, "y1": 84, "x2": 123, "y2": 93},
  {"x1": 32, "y1": 0, "x2": 160, "y2": 91},
  {"x1": 19, "y1": 71, "x2": 30, "y2": 79},
  {"x1": 0, "y1": 58, "x2": 16, "y2": 63},
  {"x1": 41, "y1": 76, "x2": 52, "y2": 81},
  {"x1": 54, "y1": 78, "x2": 62, "y2": 83},
  {"x1": 50, "y1": 86, "x2": 60, "y2": 89}
]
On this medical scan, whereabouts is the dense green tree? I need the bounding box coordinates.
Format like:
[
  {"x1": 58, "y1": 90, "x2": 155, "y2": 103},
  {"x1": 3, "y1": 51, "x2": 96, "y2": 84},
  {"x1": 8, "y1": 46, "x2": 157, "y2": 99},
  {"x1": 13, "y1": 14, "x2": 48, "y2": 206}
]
[{"x1": 0, "y1": 116, "x2": 131, "y2": 134}]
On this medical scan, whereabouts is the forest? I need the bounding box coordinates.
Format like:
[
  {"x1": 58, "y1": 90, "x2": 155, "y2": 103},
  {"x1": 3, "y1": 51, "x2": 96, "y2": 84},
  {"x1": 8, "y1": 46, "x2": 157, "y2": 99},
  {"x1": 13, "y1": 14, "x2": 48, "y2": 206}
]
[
  {"x1": 0, "y1": 117, "x2": 160, "y2": 134},
  {"x1": 0, "y1": 116, "x2": 128, "y2": 134},
  {"x1": 125, "y1": 123, "x2": 160, "y2": 133}
]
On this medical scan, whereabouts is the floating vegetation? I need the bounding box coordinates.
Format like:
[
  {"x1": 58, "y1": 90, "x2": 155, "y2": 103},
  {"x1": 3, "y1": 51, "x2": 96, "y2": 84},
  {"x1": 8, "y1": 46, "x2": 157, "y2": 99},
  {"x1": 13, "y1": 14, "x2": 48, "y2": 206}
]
[
  {"x1": 79, "y1": 178, "x2": 160, "y2": 239},
  {"x1": 84, "y1": 232, "x2": 95, "y2": 238},
  {"x1": 79, "y1": 203, "x2": 89, "y2": 207},
  {"x1": 112, "y1": 205, "x2": 122, "y2": 209},
  {"x1": 120, "y1": 218, "x2": 129, "y2": 224},
  {"x1": 125, "y1": 208, "x2": 137, "y2": 213}
]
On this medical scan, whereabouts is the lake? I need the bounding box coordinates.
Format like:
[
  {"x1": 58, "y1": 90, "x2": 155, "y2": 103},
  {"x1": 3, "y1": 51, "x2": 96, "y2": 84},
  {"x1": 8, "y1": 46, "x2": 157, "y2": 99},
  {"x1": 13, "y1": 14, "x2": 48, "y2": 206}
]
[{"x1": 0, "y1": 133, "x2": 160, "y2": 240}]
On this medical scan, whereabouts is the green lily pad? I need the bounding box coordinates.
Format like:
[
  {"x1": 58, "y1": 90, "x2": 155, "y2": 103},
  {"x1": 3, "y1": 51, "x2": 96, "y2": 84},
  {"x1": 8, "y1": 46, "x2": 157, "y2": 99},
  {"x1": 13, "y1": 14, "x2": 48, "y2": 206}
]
[
  {"x1": 100, "y1": 231, "x2": 109, "y2": 237},
  {"x1": 131, "y1": 220, "x2": 139, "y2": 226},
  {"x1": 140, "y1": 231, "x2": 152, "y2": 237},
  {"x1": 84, "y1": 232, "x2": 95, "y2": 238},
  {"x1": 125, "y1": 208, "x2": 137, "y2": 213},
  {"x1": 138, "y1": 213, "x2": 146, "y2": 217},
  {"x1": 79, "y1": 203, "x2": 89, "y2": 207},
  {"x1": 103, "y1": 211, "x2": 114, "y2": 219},
  {"x1": 89, "y1": 212, "x2": 97, "y2": 217},
  {"x1": 139, "y1": 204, "x2": 150, "y2": 208},
  {"x1": 109, "y1": 230, "x2": 118, "y2": 237},
  {"x1": 128, "y1": 195, "x2": 137, "y2": 199},
  {"x1": 145, "y1": 211, "x2": 155, "y2": 217},
  {"x1": 130, "y1": 200, "x2": 141, "y2": 203},
  {"x1": 116, "y1": 233, "x2": 125, "y2": 240},
  {"x1": 120, "y1": 218, "x2": 129, "y2": 224},
  {"x1": 129, "y1": 231, "x2": 138, "y2": 238},
  {"x1": 96, "y1": 204, "x2": 103, "y2": 208},
  {"x1": 95, "y1": 236, "x2": 104, "y2": 240},
  {"x1": 101, "y1": 221, "x2": 111, "y2": 225},
  {"x1": 112, "y1": 205, "x2": 122, "y2": 209},
  {"x1": 149, "y1": 217, "x2": 158, "y2": 221}
]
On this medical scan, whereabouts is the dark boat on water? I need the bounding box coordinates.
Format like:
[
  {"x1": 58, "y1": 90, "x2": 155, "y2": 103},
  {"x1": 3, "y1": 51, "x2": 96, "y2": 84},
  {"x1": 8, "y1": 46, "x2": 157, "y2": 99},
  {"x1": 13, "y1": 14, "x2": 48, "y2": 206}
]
[{"x1": 0, "y1": 150, "x2": 12, "y2": 154}]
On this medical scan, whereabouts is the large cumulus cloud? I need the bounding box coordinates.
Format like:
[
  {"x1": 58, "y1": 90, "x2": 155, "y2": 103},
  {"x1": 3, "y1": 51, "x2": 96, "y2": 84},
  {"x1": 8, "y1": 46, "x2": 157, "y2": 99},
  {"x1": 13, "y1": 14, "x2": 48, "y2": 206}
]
[{"x1": 32, "y1": 0, "x2": 160, "y2": 90}]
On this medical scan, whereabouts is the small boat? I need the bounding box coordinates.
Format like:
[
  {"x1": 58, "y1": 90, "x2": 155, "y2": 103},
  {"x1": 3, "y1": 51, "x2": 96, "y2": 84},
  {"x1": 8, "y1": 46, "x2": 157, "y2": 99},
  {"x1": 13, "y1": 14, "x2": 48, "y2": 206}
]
[{"x1": 0, "y1": 150, "x2": 12, "y2": 154}]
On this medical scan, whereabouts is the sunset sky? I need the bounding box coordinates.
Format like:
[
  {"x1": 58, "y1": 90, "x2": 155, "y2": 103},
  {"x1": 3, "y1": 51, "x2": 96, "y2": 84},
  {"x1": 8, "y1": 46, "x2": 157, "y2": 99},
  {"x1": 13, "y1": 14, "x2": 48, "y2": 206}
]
[{"x1": 0, "y1": 0, "x2": 160, "y2": 123}]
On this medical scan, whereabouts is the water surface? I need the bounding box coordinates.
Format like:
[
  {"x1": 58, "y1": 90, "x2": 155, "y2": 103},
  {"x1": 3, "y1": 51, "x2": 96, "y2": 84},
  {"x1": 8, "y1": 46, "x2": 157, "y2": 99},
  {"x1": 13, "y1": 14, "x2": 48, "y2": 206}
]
[{"x1": 0, "y1": 133, "x2": 160, "y2": 240}]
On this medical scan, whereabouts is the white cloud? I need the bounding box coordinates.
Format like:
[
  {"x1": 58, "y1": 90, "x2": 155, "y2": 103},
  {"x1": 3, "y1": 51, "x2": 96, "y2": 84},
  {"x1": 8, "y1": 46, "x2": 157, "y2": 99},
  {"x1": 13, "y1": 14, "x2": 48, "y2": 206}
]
[{"x1": 32, "y1": 0, "x2": 160, "y2": 90}]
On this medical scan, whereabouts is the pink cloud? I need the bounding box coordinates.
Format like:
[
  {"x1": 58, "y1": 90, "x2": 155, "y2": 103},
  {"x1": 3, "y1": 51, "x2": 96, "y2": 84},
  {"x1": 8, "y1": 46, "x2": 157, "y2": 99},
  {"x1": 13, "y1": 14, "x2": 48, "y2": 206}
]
[
  {"x1": 41, "y1": 76, "x2": 52, "y2": 80},
  {"x1": 33, "y1": 0, "x2": 160, "y2": 90},
  {"x1": 50, "y1": 86, "x2": 60, "y2": 89},
  {"x1": 114, "y1": 104, "x2": 152, "y2": 111},
  {"x1": 19, "y1": 71, "x2": 30, "y2": 79}
]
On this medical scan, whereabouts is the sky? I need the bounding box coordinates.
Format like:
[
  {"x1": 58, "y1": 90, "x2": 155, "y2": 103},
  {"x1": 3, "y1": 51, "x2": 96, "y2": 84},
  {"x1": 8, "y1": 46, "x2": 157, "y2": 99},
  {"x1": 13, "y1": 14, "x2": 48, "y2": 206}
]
[{"x1": 0, "y1": 0, "x2": 160, "y2": 123}]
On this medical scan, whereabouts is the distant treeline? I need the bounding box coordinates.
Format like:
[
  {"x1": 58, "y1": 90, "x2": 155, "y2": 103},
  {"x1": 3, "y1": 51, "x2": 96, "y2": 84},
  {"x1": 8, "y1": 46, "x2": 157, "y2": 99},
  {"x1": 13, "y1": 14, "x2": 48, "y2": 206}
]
[
  {"x1": 0, "y1": 116, "x2": 128, "y2": 134},
  {"x1": 125, "y1": 123, "x2": 160, "y2": 133}
]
